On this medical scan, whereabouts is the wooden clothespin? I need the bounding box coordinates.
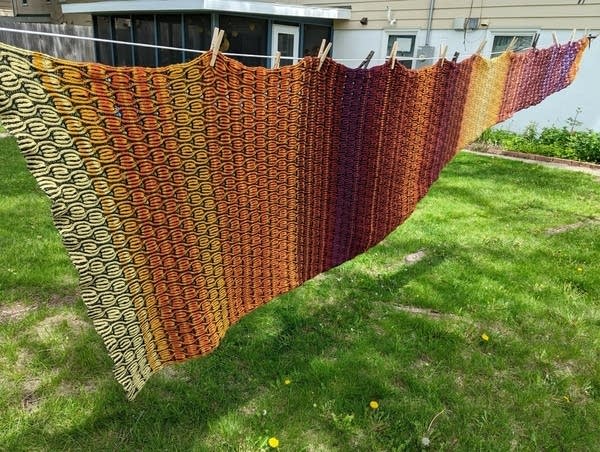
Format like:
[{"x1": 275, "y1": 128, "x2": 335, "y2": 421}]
[
  {"x1": 389, "y1": 40, "x2": 398, "y2": 69},
  {"x1": 358, "y1": 50, "x2": 374, "y2": 69},
  {"x1": 273, "y1": 51, "x2": 281, "y2": 69},
  {"x1": 475, "y1": 40, "x2": 487, "y2": 55},
  {"x1": 506, "y1": 36, "x2": 518, "y2": 52},
  {"x1": 532, "y1": 33, "x2": 540, "y2": 49},
  {"x1": 317, "y1": 42, "x2": 332, "y2": 71},
  {"x1": 439, "y1": 44, "x2": 447, "y2": 67},
  {"x1": 452, "y1": 51, "x2": 460, "y2": 63},
  {"x1": 552, "y1": 32, "x2": 560, "y2": 46},
  {"x1": 581, "y1": 29, "x2": 597, "y2": 46},
  {"x1": 210, "y1": 28, "x2": 225, "y2": 67},
  {"x1": 317, "y1": 39, "x2": 326, "y2": 59},
  {"x1": 582, "y1": 28, "x2": 589, "y2": 45},
  {"x1": 584, "y1": 29, "x2": 597, "y2": 46},
  {"x1": 209, "y1": 27, "x2": 218, "y2": 51},
  {"x1": 569, "y1": 28, "x2": 577, "y2": 42}
]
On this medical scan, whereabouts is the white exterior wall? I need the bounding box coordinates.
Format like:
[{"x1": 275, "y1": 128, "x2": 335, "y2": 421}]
[
  {"x1": 497, "y1": 30, "x2": 599, "y2": 133},
  {"x1": 332, "y1": 28, "x2": 599, "y2": 132}
]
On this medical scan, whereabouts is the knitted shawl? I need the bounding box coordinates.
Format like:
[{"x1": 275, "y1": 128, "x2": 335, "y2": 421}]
[{"x1": 0, "y1": 38, "x2": 589, "y2": 399}]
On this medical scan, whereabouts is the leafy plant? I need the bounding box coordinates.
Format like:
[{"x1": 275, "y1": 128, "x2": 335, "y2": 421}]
[
  {"x1": 476, "y1": 122, "x2": 600, "y2": 164},
  {"x1": 539, "y1": 127, "x2": 571, "y2": 148},
  {"x1": 567, "y1": 107, "x2": 583, "y2": 133},
  {"x1": 569, "y1": 131, "x2": 600, "y2": 163}
]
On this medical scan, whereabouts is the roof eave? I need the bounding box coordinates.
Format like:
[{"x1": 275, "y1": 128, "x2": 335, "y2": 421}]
[{"x1": 61, "y1": 0, "x2": 352, "y2": 20}]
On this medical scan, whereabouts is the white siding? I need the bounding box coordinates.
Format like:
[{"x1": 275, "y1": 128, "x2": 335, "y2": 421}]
[
  {"x1": 13, "y1": 0, "x2": 54, "y2": 16},
  {"x1": 333, "y1": 27, "x2": 600, "y2": 131},
  {"x1": 498, "y1": 31, "x2": 600, "y2": 132},
  {"x1": 0, "y1": 0, "x2": 14, "y2": 16},
  {"x1": 308, "y1": 0, "x2": 600, "y2": 30}
]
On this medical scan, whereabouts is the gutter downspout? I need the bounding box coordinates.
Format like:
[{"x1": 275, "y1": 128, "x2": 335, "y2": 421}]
[{"x1": 425, "y1": 0, "x2": 435, "y2": 46}]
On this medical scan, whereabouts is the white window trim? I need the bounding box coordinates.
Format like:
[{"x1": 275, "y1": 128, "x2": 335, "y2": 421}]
[
  {"x1": 382, "y1": 29, "x2": 419, "y2": 66},
  {"x1": 62, "y1": 0, "x2": 352, "y2": 20},
  {"x1": 271, "y1": 24, "x2": 300, "y2": 67},
  {"x1": 489, "y1": 29, "x2": 540, "y2": 57}
]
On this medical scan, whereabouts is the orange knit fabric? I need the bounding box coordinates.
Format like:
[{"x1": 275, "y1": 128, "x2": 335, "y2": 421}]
[{"x1": 0, "y1": 38, "x2": 589, "y2": 398}]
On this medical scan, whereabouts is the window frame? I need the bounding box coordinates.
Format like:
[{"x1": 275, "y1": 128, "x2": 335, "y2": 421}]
[
  {"x1": 490, "y1": 30, "x2": 539, "y2": 57},
  {"x1": 383, "y1": 31, "x2": 418, "y2": 69},
  {"x1": 93, "y1": 12, "x2": 332, "y2": 68}
]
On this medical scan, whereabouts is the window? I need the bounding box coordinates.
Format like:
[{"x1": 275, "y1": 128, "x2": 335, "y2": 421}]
[
  {"x1": 491, "y1": 34, "x2": 534, "y2": 57},
  {"x1": 93, "y1": 13, "x2": 331, "y2": 68},
  {"x1": 133, "y1": 16, "x2": 156, "y2": 67},
  {"x1": 184, "y1": 15, "x2": 211, "y2": 62},
  {"x1": 387, "y1": 35, "x2": 416, "y2": 69},
  {"x1": 157, "y1": 15, "x2": 183, "y2": 66},
  {"x1": 219, "y1": 15, "x2": 267, "y2": 67},
  {"x1": 303, "y1": 24, "x2": 330, "y2": 57},
  {"x1": 113, "y1": 17, "x2": 133, "y2": 66},
  {"x1": 94, "y1": 16, "x2": 113, "y2": 65}
]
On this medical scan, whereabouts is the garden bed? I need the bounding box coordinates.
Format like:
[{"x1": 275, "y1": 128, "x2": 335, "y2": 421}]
[{"x1": 476, "y1": 124, "x2": 600, "y2": 164}]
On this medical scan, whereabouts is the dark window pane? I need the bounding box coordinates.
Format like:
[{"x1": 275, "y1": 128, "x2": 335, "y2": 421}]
[
  {"x1": 387, "y1": 35, "x2": 415, "y2": 69},
  {"x1": 114, "y1": 16, "x2": 133, "y2": 66},
  {"x1": 184, "y1": 14, "x2": 211, "y2": 62},
  {"x1": 133, "y1": 15, "x2": 156, "y2": 67},
  {"x1": 303, "y1": 24, "x2": 330, "y2": 57},
  {"x1": 278, "y1": 34, "x2": 294, "y2": 59},
  {"x1": 94, "y1": 15, "x2": 112, "y2": 65},
  {"x1": 157, "y1": 14, "x2": 183, "y2": 66},
  {"x1": 219, "y1": 15, "x2": 267, "y2": 67}
]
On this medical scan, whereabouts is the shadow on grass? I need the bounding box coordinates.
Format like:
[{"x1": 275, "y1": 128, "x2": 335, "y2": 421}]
[
  {"x1": 2, "y1": 151, "x2": 599, "y2": 450},
  {"x1": 5, "y1": 236, "x2": 582, "y2": 450},
  {"x1": 1, "y1": 238, "x2": 469, "y2": 450}
]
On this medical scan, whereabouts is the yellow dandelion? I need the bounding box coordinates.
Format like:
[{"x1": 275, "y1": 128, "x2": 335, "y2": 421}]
[
  {"x1": 284, "y1": 379, "x2": 291, "y2": 385},
  {"x1": 481, "y1": 333, "x2": 489, "y2": 342},
  {"x1": 268, "y1": 437, "x2": 280, "y2": 448},
  {"x1": 369, "y1": 400, "x2": 379, "y2": 410},
  {"x1": 577, "y1": 267, "x2": 583, "y2": 272}
]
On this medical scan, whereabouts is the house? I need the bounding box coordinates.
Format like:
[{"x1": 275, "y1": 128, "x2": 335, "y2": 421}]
[
  {"x1": 0, "y1": 1, "x2": 92, "y2": 61},
  {"x1": 0, "y1": 0, "x2": 58, "y2": 23},
  {"x1": 58, "y1": 1, "x2": 350, "y2": 67},
  {"x1": 313, "y1": 0, "x2": 600, "y2": 131},
  {"x1": 48, "y1": 1, "x2": 600, "y2": 131}
]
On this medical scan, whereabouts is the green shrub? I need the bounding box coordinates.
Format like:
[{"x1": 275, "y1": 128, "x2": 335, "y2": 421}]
[
  {"x1": 522, "y1": 122, "x2": 539, "y2": 142},
  {"x1": 476, "y1": 123, "x2": 600, "y2": 164},
  {"x1": 569, "y1": 131, "x2": 600, "y2": 163},
  {"x1": 477, "y1": 128, "x2": 517, "y2": 147}
]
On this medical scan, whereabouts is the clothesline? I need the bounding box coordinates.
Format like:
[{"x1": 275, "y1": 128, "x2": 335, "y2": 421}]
[
  {"x1": 0, "y1": 25, "x2": 578, "y2": 64},
  {"x1": 0, "y1": 25, "x2": 413, "y2": 62}
]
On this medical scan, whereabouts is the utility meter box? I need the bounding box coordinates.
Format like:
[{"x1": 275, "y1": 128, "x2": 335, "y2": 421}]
[{"x1": 415, "y1": 45, "x2": 435, "y2": 69}]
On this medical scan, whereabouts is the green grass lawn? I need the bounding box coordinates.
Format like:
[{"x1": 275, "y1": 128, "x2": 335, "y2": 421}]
[{"x1": 1, "y1": 136, "x2": 599, "y2": 451}]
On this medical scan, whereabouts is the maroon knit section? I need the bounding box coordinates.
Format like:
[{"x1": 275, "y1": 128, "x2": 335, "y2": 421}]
[{"x1": 296, "y1": 58, "x2": 345, "y2": 281}]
